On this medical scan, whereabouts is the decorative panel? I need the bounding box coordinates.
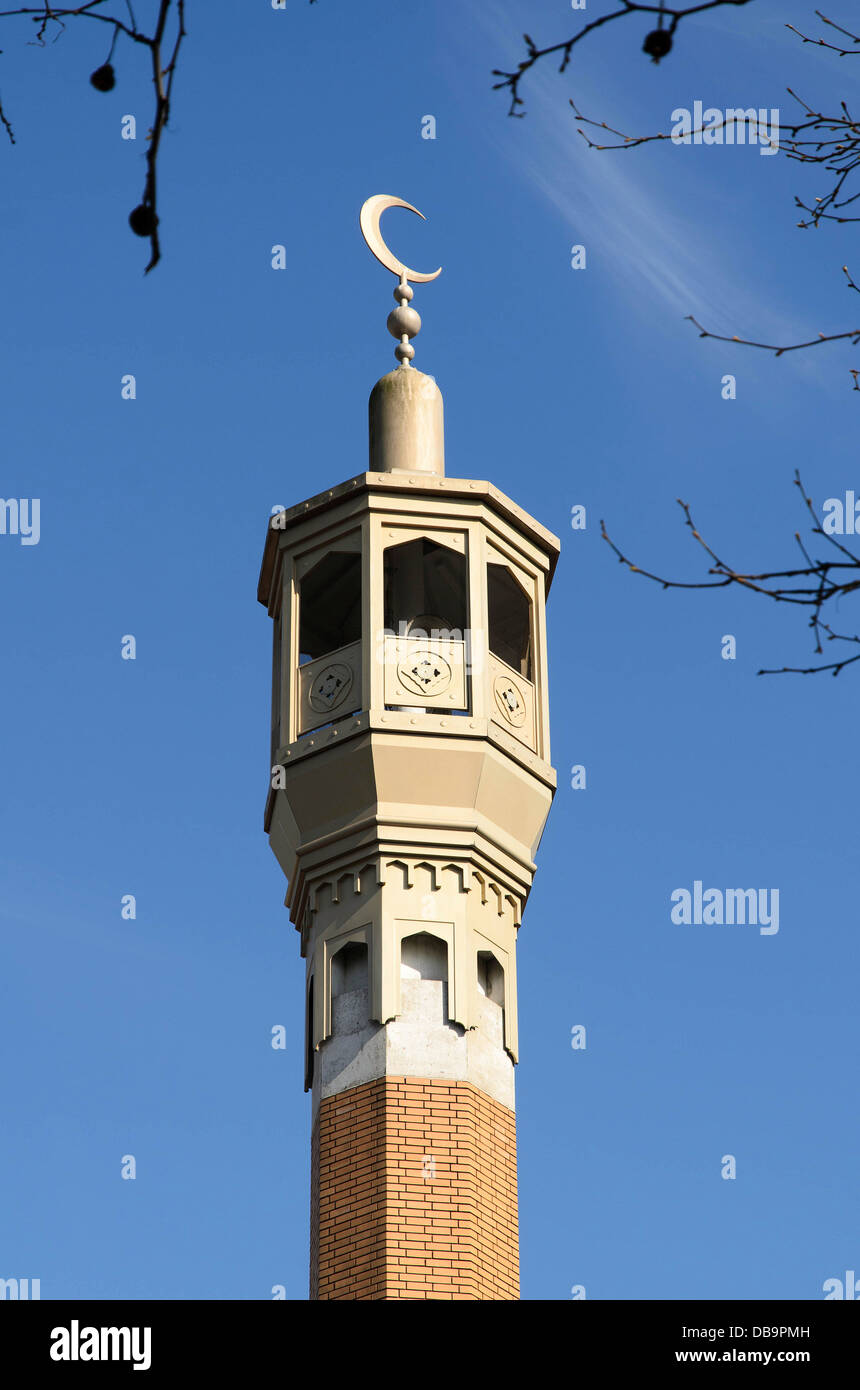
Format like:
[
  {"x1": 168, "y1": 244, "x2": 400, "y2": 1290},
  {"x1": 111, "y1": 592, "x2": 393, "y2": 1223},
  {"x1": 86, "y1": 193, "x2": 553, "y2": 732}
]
[
  {"x1": 383, "y1": 636, "x2": 467, "y2": 710},
  {"x1": 487, "y1": 653, "x2": 536, "y2": 752},
  {"x1": 298, "y1": 639, "x2": 362, "y2": 734}
]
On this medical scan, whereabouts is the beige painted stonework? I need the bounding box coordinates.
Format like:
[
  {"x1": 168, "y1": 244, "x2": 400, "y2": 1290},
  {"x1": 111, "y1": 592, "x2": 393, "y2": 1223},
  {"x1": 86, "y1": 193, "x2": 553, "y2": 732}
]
[
  {"x1": 260, "y1": 449, "x2": 559, "y2": 1102},
  {"x1": 369, "y1": 367, "x2": 445, "y2": 476}
]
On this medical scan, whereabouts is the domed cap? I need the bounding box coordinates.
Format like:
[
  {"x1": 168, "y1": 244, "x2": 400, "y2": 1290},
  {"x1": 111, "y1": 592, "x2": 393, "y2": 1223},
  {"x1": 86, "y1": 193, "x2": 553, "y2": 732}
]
[{"x1": 369, "y1": 366, "x2": 444, "y2": 477}]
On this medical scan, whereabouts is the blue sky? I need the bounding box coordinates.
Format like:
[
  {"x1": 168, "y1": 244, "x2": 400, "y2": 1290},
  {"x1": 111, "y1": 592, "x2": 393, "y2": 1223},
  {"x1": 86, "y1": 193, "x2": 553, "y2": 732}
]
[{"x1": 1, "y1": 0, "x2": 858, "y2": 1300}]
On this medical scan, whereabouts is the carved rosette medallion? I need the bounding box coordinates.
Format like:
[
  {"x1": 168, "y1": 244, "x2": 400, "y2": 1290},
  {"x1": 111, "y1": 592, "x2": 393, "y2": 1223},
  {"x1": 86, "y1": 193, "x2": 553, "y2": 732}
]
[
  {"x1": 493, "y1": 674, "x2": 526, "y2": 728},
  {"x1": 309, "y1": 662, "x2": 354, "y2": 713},
  {"x1": 397, "y1": 650, "x2": 453, "y2": 699}
]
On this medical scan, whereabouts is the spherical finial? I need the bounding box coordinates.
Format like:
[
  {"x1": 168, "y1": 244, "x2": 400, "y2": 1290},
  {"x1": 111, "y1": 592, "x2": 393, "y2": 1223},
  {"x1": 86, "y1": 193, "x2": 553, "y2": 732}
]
[{"x1": 388, "y1": 304, "x2": 421, "y2": 340}]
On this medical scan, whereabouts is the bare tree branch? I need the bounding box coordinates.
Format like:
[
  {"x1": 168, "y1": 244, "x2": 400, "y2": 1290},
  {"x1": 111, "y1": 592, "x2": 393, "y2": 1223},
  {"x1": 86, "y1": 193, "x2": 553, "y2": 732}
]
[
  {"x1": 0, "y1": 0, "x2": 186, "y2": 272},
  {"x1": 556, "y1": 12, "x2": 860, "y2": 242},
  {"x1": 494, "y1": 4, "x2": 860, "y2": 672},
  {"x1": 492, "y1": 1, "x2": 756, "y2": 118},
  {"x1": 786, "y1": 9, "x2": 860, "y2": 58},
  {"x1": 565, "y1": 27, "x2": 860, "y2": 385},
  {"x1": 685, "y1": 264, "x2": 860, "y2": 359},
  {"x1": 0, "y1": 2, "x2": 148, "y2": 46},
  {"x1": 601, "y1": 473, "x2": 860, "y2": 675},
  {"x1": 139, "y1": 0, "x2": 186, "y2": 272}
]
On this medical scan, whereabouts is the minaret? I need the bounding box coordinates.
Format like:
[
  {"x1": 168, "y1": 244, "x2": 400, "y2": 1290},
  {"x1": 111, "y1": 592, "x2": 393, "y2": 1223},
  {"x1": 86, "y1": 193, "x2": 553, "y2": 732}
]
[{"x1": 257, "y1": 196, "x2": 560, "y2": 1300}]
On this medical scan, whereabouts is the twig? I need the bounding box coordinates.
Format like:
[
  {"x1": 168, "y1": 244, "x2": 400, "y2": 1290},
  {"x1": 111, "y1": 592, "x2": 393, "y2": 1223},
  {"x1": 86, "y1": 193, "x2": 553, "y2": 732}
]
[
  {"x1": 601, "y1": 472, "x2": 860, "y2": 675},
  {"x1": 0, "y1": 0, "x2": 185, "y2": 272},
  {"x1": 493, "y1": 1, "x2": 756, "y2": 118}
]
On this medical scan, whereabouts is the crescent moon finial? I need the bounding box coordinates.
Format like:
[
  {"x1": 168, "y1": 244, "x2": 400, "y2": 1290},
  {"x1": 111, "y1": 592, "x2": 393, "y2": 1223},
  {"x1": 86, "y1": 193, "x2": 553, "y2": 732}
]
[
  {"x1": 359, "y1": 194, "x2": 442, "y2": 284},
  {"x1": 359, "y1": 194, "x2": 442, "y2": 368}
]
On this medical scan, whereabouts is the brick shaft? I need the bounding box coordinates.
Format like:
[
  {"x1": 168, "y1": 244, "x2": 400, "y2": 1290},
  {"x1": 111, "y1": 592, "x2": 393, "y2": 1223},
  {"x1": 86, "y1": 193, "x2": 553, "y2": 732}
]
[{"x1": 310, "y1": 1077, "x2": 519, "y2": 1300}]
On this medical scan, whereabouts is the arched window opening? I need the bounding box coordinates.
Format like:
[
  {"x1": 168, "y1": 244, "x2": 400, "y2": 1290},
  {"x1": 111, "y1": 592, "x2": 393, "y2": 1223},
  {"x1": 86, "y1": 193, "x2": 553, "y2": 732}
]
[
  {"x1": 299, "y1": 550, "x2": 362, "y2": 665},
  {"x1": 330, "y1": 940, "x2": 369, "y2": 1033},
  {"x1": 384, "y1": 538, "x2": 467, "y2": 640},
  {"x1": 400, "y1": 931, "x2": 448, "y2": 981},
  {"x1": 487, "y1": 563, "x2": 532, "y2": 680},
  {"x1": 476, "y1": 950, "x2": 506, "y2": 1050},
  {"x1": 331, "y1": 940, "x2": 369, "y2": 997},
  {"x1": 477, "y1": 950, "x2": 505, "y2": 1003}
]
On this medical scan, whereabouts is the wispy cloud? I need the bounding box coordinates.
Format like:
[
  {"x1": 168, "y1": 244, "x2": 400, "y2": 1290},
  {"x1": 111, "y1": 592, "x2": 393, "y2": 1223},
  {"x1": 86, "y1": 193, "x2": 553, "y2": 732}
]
[{"x1": 471, "y1": 1, "x2": 844, "y2": 387}]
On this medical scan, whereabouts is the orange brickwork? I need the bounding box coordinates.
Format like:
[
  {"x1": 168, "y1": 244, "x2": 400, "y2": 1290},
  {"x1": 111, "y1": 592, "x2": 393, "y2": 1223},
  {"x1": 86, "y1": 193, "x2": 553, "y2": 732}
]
[{"x1": 310, "y1": 1076, "x2": 519, "y2": 1300}]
